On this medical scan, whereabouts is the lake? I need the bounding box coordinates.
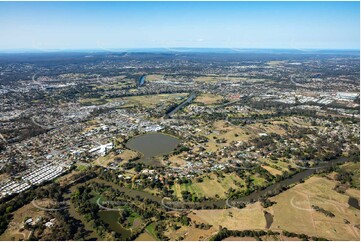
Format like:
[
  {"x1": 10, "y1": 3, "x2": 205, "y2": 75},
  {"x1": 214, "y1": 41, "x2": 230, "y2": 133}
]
[{"x1": 126, "y1": 133, "x2": 180, "y2": 165}]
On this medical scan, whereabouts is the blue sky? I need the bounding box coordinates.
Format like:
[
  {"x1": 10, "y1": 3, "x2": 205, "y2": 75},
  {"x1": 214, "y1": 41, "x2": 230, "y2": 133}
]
[{"x1": 0, "y1": 1, "x2": 359, "y2": 50}]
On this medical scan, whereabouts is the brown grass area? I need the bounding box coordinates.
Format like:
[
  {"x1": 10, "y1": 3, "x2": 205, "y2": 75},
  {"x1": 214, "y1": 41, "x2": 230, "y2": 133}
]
[
  {"x1": 345, "y1": 188, "x2": 359, "y2": 199},
  {"x1": 124, "y1": 93, "x2": 188, "y2": 108},
  {"x1": 145, "y1": 74, "x2": 164, "y2": 82},
  {"x1": 82, "y1": 119, "x2": 100, "y2": 132},
  {"x1": 193, "y1": 76, "x2": 220, "y2": 82},
  {"x1": 206, "y1": 121, "x2": 280, "y2": 146},
  {"x1": 193, "y1": 75, "x2": 245, "y2": 83},
  {"x1": 267, "y1": 61, "x2": 287, "y2": 66},
  {"x1": 195, "y1": 93, "x2": 223, "y2": 105},
  {"x1": 268, "y1": 176, "x2": 360, "y2": 241},
  {"x1": 135, "y1": 231, "x2": 156, "y2": 241},
  {"x1": 198, "y1": 121, "x2": 260, "y2": 153},
  {"x1": 222, "y1": 236, "x2": 257, "y2": 241},
  {"x1": 55, "y1": 169, "x2": 82, "y2": 186},
  {"x1": 0, "y1": 173, "x2": 9, "y2": 181},
  {"x1": 167, "y1": 154, "x2": 187, "y2": 167},
  {"x1": 192, "y1": 175, "x2": 229, "y2": 199},
  {"x1": 119, "y1": 149, "x2": 139, "y2": 161},
  {"x1": 258, "y1": 123, "x2": 286, "y2": 135},
  {"x1": 163, "y1": 224, "x2": 189, "y2": 240},
  {"x1": 94, "y1": 149, "x2": 138, "y2": 167},
  {"x1": 261, "y1": 165, "x2": 283, "y2": 176},
  {"x1": 222, "y1": 234, "x2": 303, "y2": 241},
  {"x1": 190, "y1": 176, "x2": 359, "y2": 241},
  {"x1": 202, "y1": 121, "x2": 252, "y2": 149},
  {"x1": 183, "y1": 226, "x2": 218, "y2": 241},
  {"x1": 260, "y1": 157, "x2": 292, "y2": 172},
  {"x1": 189, "y1": 203, "x2": 267, "y2": 231}
]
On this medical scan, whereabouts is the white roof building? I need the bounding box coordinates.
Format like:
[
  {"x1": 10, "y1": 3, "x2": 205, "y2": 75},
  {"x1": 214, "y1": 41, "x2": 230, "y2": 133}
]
[
  {"x1": 336, "y1": 92, "x2": 359, "y2": 100},
  {"x1": 89, "y1": 142, "x2": 113, "y2": 156}
]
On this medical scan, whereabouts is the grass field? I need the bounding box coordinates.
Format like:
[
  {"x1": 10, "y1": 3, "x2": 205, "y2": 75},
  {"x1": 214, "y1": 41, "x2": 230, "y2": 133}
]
[
  {"x1": 222, "y1": 236, "x2": 257, "y2": 241},
  {"x1": 82, "y1": 120, "x2": 99, "y2": 132},
  {"x1": 144, "y1": 74, "x2": 164, "y2": 82},
  {"x1": 172, "y1": 173, "x2": 246, "y2": 199},
  {"x1": 124, "y1": 93, "x2": 188, "y2": 108},
  {"x1": 193, "y1": 75, "x2": 222, "y2": 82},
  {"x1": 79, "y1": 97, "x2": 108, "y2": 106},
  {"x1": 189, "y1": 175, "x2": 359, "y2": 241},
  {"x1": 267, "y1": 60, "x2": 287, "y2": 66},
  {"x1": 183, "y1": 225, "x2": 218, "y2": 241},
  {"x1": 167, "y1": 154, "x2": 187, "y2": 167},
  {"x1": 135, "y1": 231, "x2": 156, "y2": 241},
  {"x1": 126, "y1": 212, "x2": 142, "y2": 230},
  {"x1": 197, "y1": 120, "x2": 287, "y2": 155},
  {"x1": 75, "y1": 163, "x2": 88, "y2": 171},
  {"x1": 93, "y1": 149, "x2": 138, "y2": 167},
  {"x1": 188, "y1": 203, "x2": 267, "y2": 231},
  {"x1": 260, "y1": 157, "x2": 294, "y2": 174},
  {"x1": 201, "y1": 120, "x2": 254, "y2": 152},
  {"x1": 268, "y1": 176, "x2": 360, "y2": 241},
  {"x1": 261, "y1": 165, "x2": 283, "y2": 176},
  {"x1": 208, "y1": 121, "x2": 285, "y2": 145},
  {"x1": 144, "y1": 223, "x2": 158, "y2": 240},
  {"x1": 193, "y1": 75, "x2": 246, "y2": 83},
  {"x1": 194, "y1": 93, "x2": 223, "y2": 105},
  {"x1": 250, "y1": 174, "x2": 267, "y2": 187}
]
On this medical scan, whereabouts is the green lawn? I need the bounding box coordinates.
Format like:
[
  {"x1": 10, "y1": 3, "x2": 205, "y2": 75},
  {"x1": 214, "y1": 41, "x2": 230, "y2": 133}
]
[
  {"x1": 145, "y1": 223, "x2": 158, "y2": 240},
  {"x1": 250, "y1": 175, "x2": 267, "y2": 187},
  {"x1": 172, "y1": 173, "x2": 246, "y2": 199},
  {"x1": 76, "y1": 164, "x2": 88, "y2": 171}
]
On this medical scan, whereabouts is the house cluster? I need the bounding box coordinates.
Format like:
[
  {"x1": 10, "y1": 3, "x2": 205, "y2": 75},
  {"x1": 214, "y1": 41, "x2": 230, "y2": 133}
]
[
  {"x1": 0, "y1": 163, "x2": 70, "y2": 199},
  {"x1": 0, "y1": 179, "x2": 31, "y2": 198},
  {"x1": 25, "y1": 217, "x2": 56, "y2": 228},
  {"x1": 22, "y1": 164, "x2": 68, "y2": 185},
  {"x1": 270, "y1": 91, "x2": 357, "y2": 107}
]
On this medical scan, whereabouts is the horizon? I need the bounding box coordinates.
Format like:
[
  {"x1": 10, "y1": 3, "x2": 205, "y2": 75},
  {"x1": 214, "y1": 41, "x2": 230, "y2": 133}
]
[
  {"x1": 0, "y1": 1, "x2": 359, "y2": 50},
  {"x1": 0, "y1": 47, "x2": 360, "y2": 55}
]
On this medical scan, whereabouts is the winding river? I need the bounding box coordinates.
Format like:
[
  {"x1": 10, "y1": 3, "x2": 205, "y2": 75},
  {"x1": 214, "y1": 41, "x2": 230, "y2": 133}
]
[
  {"x1": 75, "y1": 157, "x2": 349, "y2": 211},
  {"x1": 64, "y1": 157, "x2": 351, "y2": 236}
]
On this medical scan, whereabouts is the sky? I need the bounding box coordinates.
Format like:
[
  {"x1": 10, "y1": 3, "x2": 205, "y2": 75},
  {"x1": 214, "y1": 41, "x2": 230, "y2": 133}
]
[{"x1": 0, "y1": 1, "x2": 359, "y2": 51}]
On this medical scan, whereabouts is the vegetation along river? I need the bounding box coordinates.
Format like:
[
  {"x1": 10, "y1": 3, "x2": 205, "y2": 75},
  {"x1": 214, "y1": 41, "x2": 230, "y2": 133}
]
[
  {"x1": 64, "y1": 157, "x2": 349, "y2": 235},
  {"x1": 78, "y1": 157, "x2": 348, "y2": 211}
]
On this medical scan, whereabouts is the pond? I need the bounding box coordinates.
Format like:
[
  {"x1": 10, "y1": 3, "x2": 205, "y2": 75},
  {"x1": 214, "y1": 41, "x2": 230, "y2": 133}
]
[
  {"x1": 264, "y1": 211, "x2": 274, "y2": 229},
  {"x1": 64, "y1": 178, "x2": 158, "y2": 240},
  {"x1": 348, "y1": 197, "x2": 360, "y2": 210},
  {"x1": 126, "y1": 133, "x2": 180, "y2": 165},
  {"x1": 98, "y1": 210, "x2": 131, "y2": 240}
]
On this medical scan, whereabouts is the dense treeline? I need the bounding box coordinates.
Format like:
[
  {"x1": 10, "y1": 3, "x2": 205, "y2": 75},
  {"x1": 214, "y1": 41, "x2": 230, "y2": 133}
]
[
  {"x1": 312, "y1": 205, "x2": 335, "y2": 218},
  {"x1": 211, "y1": 227, "x2": 329, "y2": 241},
  {"x1": 211, "y1": 228, "x2": 280, "y2": 241}
]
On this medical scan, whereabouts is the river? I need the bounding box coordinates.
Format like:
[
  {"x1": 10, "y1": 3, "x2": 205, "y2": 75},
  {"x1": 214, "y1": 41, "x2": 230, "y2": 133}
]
[{"x1": 62, "y1": 156, "x2": 348, "y2": 237}]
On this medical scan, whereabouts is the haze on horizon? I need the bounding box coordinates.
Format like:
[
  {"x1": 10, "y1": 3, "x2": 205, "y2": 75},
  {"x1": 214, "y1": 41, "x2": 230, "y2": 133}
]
[{"x1": 0, "y1": 1, "x2": 359, "y2": 51}]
